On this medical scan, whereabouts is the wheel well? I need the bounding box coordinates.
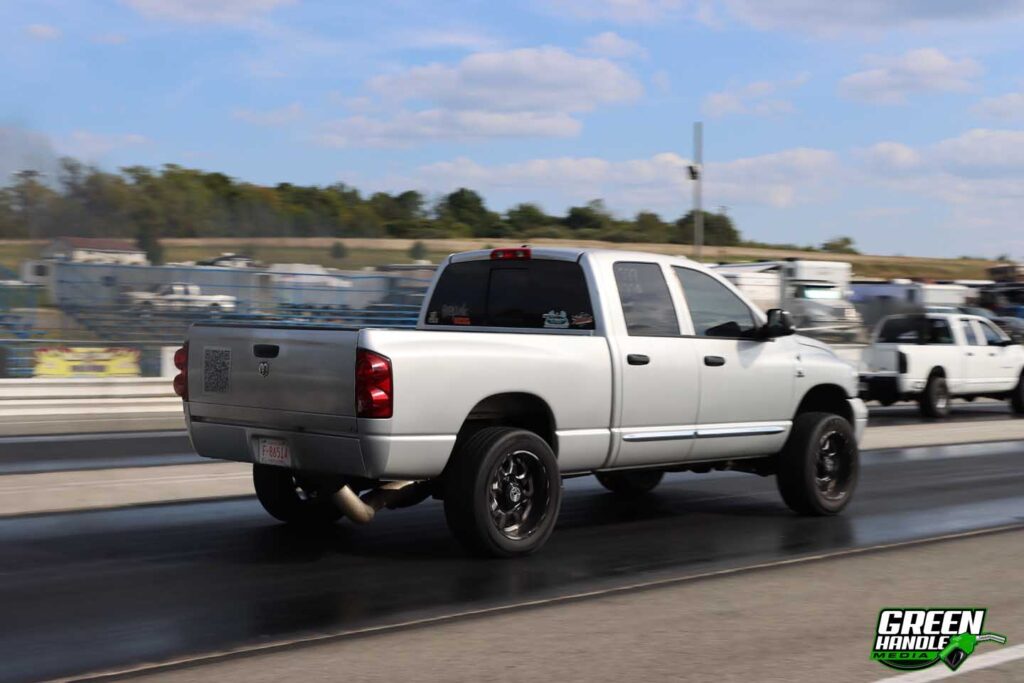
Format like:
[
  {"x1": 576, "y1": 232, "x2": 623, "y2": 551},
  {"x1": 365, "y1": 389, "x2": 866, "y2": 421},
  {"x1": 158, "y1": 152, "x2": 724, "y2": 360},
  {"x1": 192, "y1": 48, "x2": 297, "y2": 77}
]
[
  {"x1": 795, "y1": 384, "x2": 852, "y2": 424},
  {"x1": 455, "y1": 393, "x2": 557, "y2": 454}
]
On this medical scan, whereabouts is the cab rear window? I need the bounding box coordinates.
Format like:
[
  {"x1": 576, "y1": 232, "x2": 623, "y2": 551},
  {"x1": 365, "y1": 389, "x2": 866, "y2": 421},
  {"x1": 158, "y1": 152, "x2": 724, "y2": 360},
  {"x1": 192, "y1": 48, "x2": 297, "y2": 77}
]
[
  {"x1": 877, "y1": 316, "x2": 954, "y2": 344},
  {"x1": 425, "y1": 259, "x2": 595, "y2": 330}
]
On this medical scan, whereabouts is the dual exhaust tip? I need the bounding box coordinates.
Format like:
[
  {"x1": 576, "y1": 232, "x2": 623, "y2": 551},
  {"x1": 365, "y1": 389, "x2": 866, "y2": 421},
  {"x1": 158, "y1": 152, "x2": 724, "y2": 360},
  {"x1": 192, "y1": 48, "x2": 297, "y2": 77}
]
[{"x1": 332, "y1": 480, "x2": 430, "y2": 523}]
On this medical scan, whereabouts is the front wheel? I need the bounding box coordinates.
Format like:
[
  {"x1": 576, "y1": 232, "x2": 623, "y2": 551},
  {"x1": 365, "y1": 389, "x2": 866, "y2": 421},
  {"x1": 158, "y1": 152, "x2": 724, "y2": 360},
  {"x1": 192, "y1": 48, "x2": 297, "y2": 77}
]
[
  {"x1": 253, "y1": 464, "x2": 344, "y2": 525},
  {"x1": 595, "y1": 470, "x2": 663, "y2": 497},
  {"x1": 776, "y1": 412, "x2": 859, "y2": 516},
  {"x1": 443, "y1": 427, "x2": 561, "y2": 558}
]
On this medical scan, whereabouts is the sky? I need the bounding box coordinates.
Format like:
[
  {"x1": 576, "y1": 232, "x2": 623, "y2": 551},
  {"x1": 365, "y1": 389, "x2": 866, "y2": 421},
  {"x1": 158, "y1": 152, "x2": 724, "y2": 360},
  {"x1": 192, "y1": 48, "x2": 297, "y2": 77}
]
[{"x1": 3, "y1": 0, "x2": 1024, "y2": 258}]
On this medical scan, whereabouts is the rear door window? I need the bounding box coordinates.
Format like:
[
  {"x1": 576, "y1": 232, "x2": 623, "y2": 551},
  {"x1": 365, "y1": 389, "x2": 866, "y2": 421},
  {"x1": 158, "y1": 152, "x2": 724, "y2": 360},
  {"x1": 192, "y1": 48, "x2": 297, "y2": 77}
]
[
  {"x1": 425, "y1": 259, "x2": 595, "y2": 330},
  {"x1": 612, "y1": 262, "x2": 679, "y2": 337},
  {"x1": 961, "y1": 319, "x2": 981, "y2": 345}
]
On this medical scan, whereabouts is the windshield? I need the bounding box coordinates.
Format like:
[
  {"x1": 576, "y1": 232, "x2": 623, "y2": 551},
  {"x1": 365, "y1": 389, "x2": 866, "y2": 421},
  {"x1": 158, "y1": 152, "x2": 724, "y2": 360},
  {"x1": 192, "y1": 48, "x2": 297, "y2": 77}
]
[{"x1": 796, "y1": 284, "x2": 842, "y2": 301}]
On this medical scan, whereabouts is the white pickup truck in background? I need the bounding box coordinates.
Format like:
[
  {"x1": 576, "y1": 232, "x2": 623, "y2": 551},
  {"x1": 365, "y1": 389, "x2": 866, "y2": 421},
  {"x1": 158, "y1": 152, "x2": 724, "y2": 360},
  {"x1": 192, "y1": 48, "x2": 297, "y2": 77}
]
[
  {"x1": 860, "y1": 313, "x2": 1024, "y2": 417},
  {"x1": 126, "y1": 282, "x2": 237, "y2": 313},
  {"x1": 176, "y1": 247, "x2": 867, "y2": 557}
]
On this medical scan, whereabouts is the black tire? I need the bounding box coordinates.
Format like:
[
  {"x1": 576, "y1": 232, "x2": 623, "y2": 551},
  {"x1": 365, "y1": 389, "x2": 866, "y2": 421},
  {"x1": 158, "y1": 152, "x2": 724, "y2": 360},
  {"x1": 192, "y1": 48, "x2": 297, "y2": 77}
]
[
  {"x1": 919, "y1": 374, "x2": 950, "y2": 418},
  {"x1": 776, "y1": 412, "x2": 859, "y2": 516},
  {"x1": 252, "y1": 464, "x2": 344, "y2": 525},
  {"x1": 443, "y1": 427, "x2": 561, "y2": 558},
  {"x1": 1011, "y1": 374, "x2": 1024, "y2": 415},
  {"x1": 595, "y1": 470, "x2": 663, "y2": 497}
]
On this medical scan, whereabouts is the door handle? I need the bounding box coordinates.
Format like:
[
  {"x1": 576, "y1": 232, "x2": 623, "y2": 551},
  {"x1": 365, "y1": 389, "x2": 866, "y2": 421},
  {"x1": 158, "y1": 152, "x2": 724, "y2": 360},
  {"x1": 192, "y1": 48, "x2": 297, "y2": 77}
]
[
  {"x1": 704, "y1": 355, "x2": 726, "y2": 367},
  {"x1": 627, "y1": 354, "x2": 650, "y2": 366},
  {"x1": 253, "y1": 344, "x2": 280, "y2": 358},
  {"x1": 966, "y1": 352, "x2": 974, "y2": 356}
]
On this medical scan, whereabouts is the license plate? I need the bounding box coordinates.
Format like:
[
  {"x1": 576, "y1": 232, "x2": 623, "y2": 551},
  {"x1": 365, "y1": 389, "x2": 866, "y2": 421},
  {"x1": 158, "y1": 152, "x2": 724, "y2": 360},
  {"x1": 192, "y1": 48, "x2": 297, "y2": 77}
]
[{"x1": 256, "y1": 438, "x2": 292, "y2": 468}]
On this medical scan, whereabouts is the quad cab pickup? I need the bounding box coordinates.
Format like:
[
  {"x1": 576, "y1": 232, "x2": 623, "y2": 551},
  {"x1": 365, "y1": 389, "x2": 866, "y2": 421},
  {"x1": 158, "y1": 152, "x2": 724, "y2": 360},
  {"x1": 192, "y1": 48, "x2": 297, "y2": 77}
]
[
  {"x1": 860, "y1": 313, "x2": 1024, "y2": 417},
  {"x1": 176, "y1": 247, "x2": 867, "y2": 557},
  {"x1": 127, "y1": 282, "x2": 237, "y2": 314}
]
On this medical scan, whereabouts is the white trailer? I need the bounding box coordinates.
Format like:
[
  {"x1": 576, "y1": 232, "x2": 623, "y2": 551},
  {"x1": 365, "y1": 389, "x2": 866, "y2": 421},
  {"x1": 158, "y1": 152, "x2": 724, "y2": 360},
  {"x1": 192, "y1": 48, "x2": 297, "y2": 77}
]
[{"x1": 715, "y1": 260, "x2": 862, "y2": 342}]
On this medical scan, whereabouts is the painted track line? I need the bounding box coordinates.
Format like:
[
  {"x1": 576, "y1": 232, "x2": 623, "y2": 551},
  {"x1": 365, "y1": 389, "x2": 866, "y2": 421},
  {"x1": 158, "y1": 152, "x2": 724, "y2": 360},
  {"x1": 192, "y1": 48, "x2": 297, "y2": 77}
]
[{"x1": 65, "y1": 523, "x2": 1024, "y2": 683}]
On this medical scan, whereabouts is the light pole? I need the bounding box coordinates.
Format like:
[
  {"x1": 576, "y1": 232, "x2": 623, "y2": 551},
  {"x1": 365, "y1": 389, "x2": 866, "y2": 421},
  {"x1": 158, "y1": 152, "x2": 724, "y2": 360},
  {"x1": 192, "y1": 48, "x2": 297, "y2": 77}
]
[{"x1": 688, "y1": 122, "x2": 703, "y2": 261}]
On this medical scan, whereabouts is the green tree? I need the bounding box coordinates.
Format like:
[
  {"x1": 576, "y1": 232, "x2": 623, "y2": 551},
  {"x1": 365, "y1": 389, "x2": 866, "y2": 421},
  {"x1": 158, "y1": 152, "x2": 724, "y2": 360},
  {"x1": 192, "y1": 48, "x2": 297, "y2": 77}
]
[
  {"x1": 506, "y1": 203, "x2": 552, "y2": 234},
  {"x1": 820, "y1": 236, "x2": 859, "y2": 254},
  {"x1": 672, "y1": 210, "x2": 740, "y2": 246},
  {"x1": 437, "y1": 188, "x2": 501, "y2": 237},
  {"x1": 409, "y1": 240, "x2": 428, "y2": 260},
  {"x1": 632, "y1": 211, "x2": 669, "y2": 243},
  {"x1": 563, "y1": 200, "x2": 612, "y2": 232},
  {"x1": 136, "y1": 225, "x2": 164, "y2": 264}
]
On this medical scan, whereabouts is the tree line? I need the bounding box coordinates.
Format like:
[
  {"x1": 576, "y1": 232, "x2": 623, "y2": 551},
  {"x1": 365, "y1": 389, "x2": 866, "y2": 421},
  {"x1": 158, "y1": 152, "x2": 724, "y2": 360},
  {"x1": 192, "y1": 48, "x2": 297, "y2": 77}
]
[{"x1": 0, "y1": 159, "x2": 857, "y2": 263}]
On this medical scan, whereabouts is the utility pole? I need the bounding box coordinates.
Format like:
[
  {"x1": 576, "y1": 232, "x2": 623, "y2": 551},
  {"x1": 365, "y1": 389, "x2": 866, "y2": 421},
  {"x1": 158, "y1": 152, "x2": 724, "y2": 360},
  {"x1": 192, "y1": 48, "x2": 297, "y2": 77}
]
[{"x1": 689, "y1": 122, "x2": 704, "y2": 261}]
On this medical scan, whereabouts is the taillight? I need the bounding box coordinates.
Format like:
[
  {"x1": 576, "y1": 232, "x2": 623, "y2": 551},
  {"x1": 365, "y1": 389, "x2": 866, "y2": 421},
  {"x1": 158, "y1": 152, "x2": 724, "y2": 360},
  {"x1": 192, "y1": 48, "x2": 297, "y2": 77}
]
[
  {"x1": 356, "y1": 349, "x2": 392, "y2": 418},
  {"x1": 897, "y1": 351, "x2": 908, "y2": 374},
  {"x1": 173, "y1": 342, "x2": 188, "y2": 400},
  {"x1": 490, "y1": 247, "x2": 531, "y2": 260}
]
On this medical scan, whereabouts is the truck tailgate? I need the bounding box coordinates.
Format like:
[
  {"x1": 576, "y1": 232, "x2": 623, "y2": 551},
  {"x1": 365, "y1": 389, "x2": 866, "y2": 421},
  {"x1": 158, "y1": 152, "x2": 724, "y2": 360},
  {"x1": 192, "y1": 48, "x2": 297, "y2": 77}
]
[
  {"x1": 187, "y1": 324, "x2": 359, "y2": 416},
  {"x1": 863, "y1": 344, "x2": 901, "y2": 373}
]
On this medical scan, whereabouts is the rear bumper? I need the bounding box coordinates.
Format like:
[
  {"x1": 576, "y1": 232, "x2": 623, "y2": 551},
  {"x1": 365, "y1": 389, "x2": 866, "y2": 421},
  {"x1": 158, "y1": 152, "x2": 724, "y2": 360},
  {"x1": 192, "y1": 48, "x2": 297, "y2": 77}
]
[
  {"x1": 185, "y1": 404, "x2": 455, "y2": 480},
  {"x1": 859, "y1": 373, "x2": 912, "y2": 402}
]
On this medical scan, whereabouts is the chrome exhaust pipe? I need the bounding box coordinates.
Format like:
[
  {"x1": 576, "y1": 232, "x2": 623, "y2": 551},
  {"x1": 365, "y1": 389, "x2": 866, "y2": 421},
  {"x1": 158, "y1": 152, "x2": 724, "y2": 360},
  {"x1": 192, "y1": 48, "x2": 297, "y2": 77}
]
[
  {"x1": 333, "y1": 485, "x2": 375, "y2": 524},
  {"x1": 334, "y1": 480, "x2": 431, "y2": 524}
]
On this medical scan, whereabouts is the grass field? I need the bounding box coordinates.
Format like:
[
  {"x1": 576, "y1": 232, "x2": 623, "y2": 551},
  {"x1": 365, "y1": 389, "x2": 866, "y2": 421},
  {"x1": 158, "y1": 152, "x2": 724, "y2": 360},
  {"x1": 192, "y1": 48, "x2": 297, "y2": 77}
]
[
  {"x1": 160, "y1": 237, "x2": 999, "y2": 281},
  {"x1": 0, "y1": 237, "x2": 1000, "y2": 281}
]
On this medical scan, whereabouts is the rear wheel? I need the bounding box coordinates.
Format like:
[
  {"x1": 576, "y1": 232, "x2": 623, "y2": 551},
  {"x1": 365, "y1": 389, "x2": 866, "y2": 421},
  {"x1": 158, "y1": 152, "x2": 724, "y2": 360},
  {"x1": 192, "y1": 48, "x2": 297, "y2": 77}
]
[
  {"x1": 919, "y1": 374, "x2": 950, "y2": 418},
  {"x1": 776, "y1": 412, "x2": 858, "y2": 516},
  {"x1": 595, "y1": 470, "x2": 663, "y2": 497},
  {"x1": 443, "y1": 427, "x2": 561, "y2": 558},
  {"x1": 1011, "y1": 374, "x2": 1024, "y2": 415},
  {"x1": 253, "y1": 464, "x2": 344, "y2": 525}
]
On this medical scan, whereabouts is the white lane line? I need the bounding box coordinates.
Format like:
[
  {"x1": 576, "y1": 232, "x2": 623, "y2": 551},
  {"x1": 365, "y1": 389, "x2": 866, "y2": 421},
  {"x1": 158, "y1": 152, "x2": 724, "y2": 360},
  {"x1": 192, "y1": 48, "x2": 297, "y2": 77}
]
[
  {"x1": 874, "y1": 643, "x2": 1024, "y2": 681},
  {"x1": 68, "y1": 523, "x2": 1024, "y2": 683}
]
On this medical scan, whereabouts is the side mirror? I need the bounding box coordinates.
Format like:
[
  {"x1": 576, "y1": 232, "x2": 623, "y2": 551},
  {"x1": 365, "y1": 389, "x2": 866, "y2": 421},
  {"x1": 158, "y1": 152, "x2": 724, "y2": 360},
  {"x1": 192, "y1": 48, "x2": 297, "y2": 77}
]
[{"x1": 762, "y1": 308, "x2": 795, "y2": 339}]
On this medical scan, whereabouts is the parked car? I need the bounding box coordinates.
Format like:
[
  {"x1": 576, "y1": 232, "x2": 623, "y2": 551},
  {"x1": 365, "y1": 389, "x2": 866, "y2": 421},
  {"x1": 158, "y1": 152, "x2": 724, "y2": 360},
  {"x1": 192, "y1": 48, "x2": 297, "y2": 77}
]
[
  {"x1": 860, "y1": 313, "x2": 1024, "y2": 416},
  {"x1": 175, "y1": 247, "x2": 867, "y2": 557},
  {"x1": 125, "y1": 282, "x2": 236, "y2": 314}
]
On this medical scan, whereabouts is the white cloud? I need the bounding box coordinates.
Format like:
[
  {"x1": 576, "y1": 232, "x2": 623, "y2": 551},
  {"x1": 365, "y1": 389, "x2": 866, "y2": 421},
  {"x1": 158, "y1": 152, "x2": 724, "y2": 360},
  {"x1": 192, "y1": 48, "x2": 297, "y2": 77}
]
[
  {"x1": 121, "y1": 0, "x2": 295, "y2": 24},
  {"x1": 26, "y1": 24, "x2": 61, "y2": 40},
  {"x1": 542, "y1": 0, "x2": 685, "y2": 23},
  {"x1": 722, "y1": 0, "x2": 1024, "y2": 33},
  {"x1": 59, "y1": 131, "x2": 148, "y2": 159},
  {"x1": 316, "y1": 110, "x2": 581, "y2": 148},
  {"x1": 859, "y1": 142, "x2": 922, "y2": 172},
  {"x1": 233, "y1": 103, "x2": 304, "y2": 126},
  {"x1": 930, "y1": 128, "x2": 1024, "y2": 176},
  {"x1": 839, "y1": 48, "x2": 981, "y2": 105},
  {"x1": 855, "y1": 129, "x2": 1024, "y2": 252},
  {"x1": 397, "y1": 28, "x2": 502, "y2": 52},
  {"x1": 973, "y1": 92, "x2": 1024, "y2": 121},
  {"x1": 583, "y1": 31, "x2": 647, "y2": 59},
  {"x1": 331, "y1": 46, "x2": 642, "y2": 147},
  {"x1": 702, "y1": 75, "x2": 805, "y2": 118},
  {"x1": 408, "y1": 147, "x2": 837, "y2": 210},
  {"x1": 369, "y1": 47, "x2": 642, "y2": 113},
  {"x1": 91, "y1": 33, "x2": 128, "y2": 45}
]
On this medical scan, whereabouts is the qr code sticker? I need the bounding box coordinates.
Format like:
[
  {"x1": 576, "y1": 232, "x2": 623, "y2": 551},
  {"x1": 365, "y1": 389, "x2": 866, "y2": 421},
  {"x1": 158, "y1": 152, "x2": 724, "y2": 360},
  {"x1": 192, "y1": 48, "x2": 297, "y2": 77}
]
[{"x1": 203, "y1": 347, "x2": 231, "y2": 393}]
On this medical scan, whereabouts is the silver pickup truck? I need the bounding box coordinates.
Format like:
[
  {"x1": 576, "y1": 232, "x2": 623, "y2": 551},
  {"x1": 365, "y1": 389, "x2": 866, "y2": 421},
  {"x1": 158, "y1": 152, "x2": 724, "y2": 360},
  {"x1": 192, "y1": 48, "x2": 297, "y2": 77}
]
[{"x1": 175, "y1": 247, "x2": 867, "y2": 557}]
